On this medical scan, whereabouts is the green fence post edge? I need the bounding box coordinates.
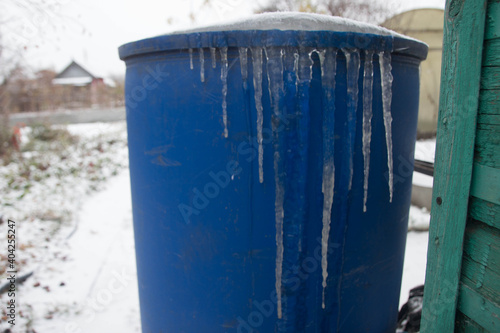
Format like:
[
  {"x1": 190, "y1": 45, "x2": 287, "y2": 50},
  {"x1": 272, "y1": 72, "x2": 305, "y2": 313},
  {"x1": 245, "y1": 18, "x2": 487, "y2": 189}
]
[{"x1": 420, "y1": 0, "x2": 488, "y2": 331}]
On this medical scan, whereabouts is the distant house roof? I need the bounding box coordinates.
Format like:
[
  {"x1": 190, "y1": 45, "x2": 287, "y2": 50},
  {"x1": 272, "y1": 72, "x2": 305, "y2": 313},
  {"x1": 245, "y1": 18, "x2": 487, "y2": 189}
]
[{"x1": 53, "y1": 60, "x2": 97, "y2": 86}]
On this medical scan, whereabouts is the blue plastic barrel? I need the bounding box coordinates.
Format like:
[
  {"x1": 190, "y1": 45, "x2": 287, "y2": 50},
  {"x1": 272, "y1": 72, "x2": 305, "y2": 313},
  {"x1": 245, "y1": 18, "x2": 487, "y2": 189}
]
[{"x1": 119, "y1": 13, "x2": 427, "y2": 332}]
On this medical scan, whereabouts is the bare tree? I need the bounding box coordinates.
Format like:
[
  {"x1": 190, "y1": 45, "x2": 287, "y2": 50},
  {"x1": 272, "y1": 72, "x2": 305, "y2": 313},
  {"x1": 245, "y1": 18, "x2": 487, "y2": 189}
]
[
  {"x1": 0, "y1": 31, "x2": 14, "y2": 157},
  {"x1": 0, "y1": 1, "x2": 86, "y2": 112},
  {"x1": 257, "y1": 0, "x2": 397, "y2": 24}
]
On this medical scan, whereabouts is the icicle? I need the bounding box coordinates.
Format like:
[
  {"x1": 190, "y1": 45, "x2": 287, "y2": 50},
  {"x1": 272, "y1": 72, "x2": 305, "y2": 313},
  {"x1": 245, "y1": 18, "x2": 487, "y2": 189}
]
[
  {"x1": 265, "y1": 48, "x2": 272, "y2": 103},
  {"x1": 327, "y1": 48, "x2": 360, "y2": 321},
  {"x1": 293, "y1": 52, "x2": 299, "y2": 88},
  {"x1": 362, "y1": 50, "x2": 374, "y2": 212},
  {"x1": 210, "y1": 47, "x2": 217, "y2": 68},
  {"x1": 265, "y1": 47, "x2": 284, "y2": 121},
  {"x1": 251, "y1": 47, "x2": 264, "y2": 183},
  {"x1": 319, "y1": 47, "x2": 337, "y2": 309},
  {"x1": 199, "y1": 48, "x2": 205, "y2": 83},
  {"x1": 342, "y1": 48, "x2": 360, "y2": 191},
  {"x1": 220, "y1": 47, "x2": 229, "y2": 138},
  {"x1": 189, "y1": 48, "x2": 193, "y2": 70},
  {"x1": 379, "y1": 51, "x2": 394, "y2": 202},
  {"x1": 239, "y1": 47, "x2": 248, "y2": 90},
  {"x1": 297, "y1": 47, "x2": 313, "y2": 83},
  {"x1": 265, "y1": 46, "x2": 285, "y2": 320},
  {"x1": 265, "y1": 47, "x2": 284, "y2": 108}
]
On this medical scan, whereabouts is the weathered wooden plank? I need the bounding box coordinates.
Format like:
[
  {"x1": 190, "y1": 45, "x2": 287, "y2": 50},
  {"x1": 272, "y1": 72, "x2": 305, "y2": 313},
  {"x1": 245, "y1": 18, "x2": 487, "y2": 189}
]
[
  {"x1": 462, "y1": 221, "x2": 500, "y2": 305},
  {"x1": 474, "y1": 125, "x2": 500, "y2": 168},
  {"x1": 457, "y1": 283, "x2": 500, "y2": 332},
  {"x1": 463, "y1": 220, "x2": 500, "y2": 272},
  {"x1": 469, "y1": 196, "x2": 500, "y2": 229},
  {"x1": 482, "y1": 38, "x2": 500, "y2": 67},
  {"x1": 461, "y1": 255, "x2": 500, "y2": 303},
  {"x1": 481, "y1": 66, "x2": 500, "y2": 90},
  {"x1": 470, "y1": 162, "x2": 500, "y2": 205},
  {"x1": 477, "y1": 113, "x2": 500, "y2": 124},
  {"x1": 456, "y1": 311, "x2": 487, "y2": 332},
  {"x1": 421, "y1": 1, "x2": 488, "y2": 331},
  {"x1": 462, "y1": 242, "x2": 500, "y2": 280},
  {"x1": 477, "y1": 123, "x2": 500, "y2": 132},
  {"x1": 479, "y1": 89, "x2": 500, "y2": 115},
  {"x1": 485, "y1": 0, "x2": 500, "y2": 40}
]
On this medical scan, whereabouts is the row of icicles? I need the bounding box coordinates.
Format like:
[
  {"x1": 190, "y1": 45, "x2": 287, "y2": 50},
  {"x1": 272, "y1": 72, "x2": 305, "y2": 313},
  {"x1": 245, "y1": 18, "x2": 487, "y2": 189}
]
[{"x1": 189, "y1": 46, "x2": 394, "y2": 317}]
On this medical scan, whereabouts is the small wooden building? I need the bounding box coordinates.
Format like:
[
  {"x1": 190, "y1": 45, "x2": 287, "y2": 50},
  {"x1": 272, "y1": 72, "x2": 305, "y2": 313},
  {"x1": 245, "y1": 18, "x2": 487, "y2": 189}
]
[
  {"x1": 421, "y1": 0, "x2": 500, "y2": 331},
  {"x1": 52, "y1": 60, "x2": 108, "y2": 108}
]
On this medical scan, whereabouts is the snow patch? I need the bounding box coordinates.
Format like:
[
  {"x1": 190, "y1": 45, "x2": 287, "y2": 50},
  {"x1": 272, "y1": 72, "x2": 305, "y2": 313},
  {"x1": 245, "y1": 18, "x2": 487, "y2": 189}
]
[{"x1": 172, "y1": 12, "x2": 411, "y2": 40}]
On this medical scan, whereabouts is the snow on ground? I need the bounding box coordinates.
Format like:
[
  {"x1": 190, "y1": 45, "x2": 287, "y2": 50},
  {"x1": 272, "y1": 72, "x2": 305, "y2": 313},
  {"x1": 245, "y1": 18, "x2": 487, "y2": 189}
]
[
  {"x1": 0, "y1": 122, "x2": 432, "y2": 331},
  {"x1": 412, "y1": 172, "x2": 433, "y2": 188},
  {"x1": 412, "y1": 138, "x2": 435, "y2": 188},
  {"x1": 407, "y1": 138, "x2": 436, "y2": 231},
  {"x1": 30, "y1": 170, "x2": 141, "y2": 333},
  {"x1": 408, "y1": 205, "x2": 431, "y2": 232},
  {"x1": 400, "y1": 231, "x2": 429, "y2": 307},
  {"x1": 414, "y1": 138, "x2": 436, "y2": 164},
  {"x1": 0, "y1": 121, "x2": 137, "y2": 332},
  {"x1": 398, "y1": 138, "x2": 435, "y2": 306}
]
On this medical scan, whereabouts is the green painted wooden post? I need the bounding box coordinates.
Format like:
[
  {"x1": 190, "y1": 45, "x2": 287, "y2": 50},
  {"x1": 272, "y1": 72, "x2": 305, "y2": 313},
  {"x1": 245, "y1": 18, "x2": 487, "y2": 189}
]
[{"x1": 420, "y1": 0, "x2": 488, "y2": 331}]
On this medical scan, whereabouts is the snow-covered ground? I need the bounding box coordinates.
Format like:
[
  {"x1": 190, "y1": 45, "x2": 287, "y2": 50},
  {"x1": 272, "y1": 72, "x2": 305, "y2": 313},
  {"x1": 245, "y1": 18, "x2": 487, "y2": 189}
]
[
  {"x1": 414, "y1": 138, "x2": 436, "y2": 164},
  {"x1": 0, "y1": 122, "x2": 138, "y2": 332},
  {"x1": 0, "y1": 122, "x2": 433, "y2": 331},
  {"x1": 399, "y1": 138, "x2": 436, "y2": 307},
  {"x1": 412, "y1": 138, "x2": 435, "y2": 189},
  {"x1": 399, "y1": 138, "x2": 436, "y2": 305}
]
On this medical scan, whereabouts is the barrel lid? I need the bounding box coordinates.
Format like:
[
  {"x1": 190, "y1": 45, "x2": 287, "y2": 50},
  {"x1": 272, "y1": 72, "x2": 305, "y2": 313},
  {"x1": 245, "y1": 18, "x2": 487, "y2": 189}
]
[{"x1": 119, "y1": 13, "x2": 428, "y2": 61}]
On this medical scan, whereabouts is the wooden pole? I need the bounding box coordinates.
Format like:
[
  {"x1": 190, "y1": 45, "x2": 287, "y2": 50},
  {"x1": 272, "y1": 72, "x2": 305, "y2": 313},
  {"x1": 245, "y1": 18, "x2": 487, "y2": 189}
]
[{"x1": 420, "y1": 0, "x2": 487, "y2": 331}]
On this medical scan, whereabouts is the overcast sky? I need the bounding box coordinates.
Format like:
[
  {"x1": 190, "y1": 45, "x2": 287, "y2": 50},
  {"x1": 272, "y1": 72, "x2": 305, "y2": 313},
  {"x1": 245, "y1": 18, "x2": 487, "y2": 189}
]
[{"x1": 1, "y1": 0, "x2": 444, "y2": 78}]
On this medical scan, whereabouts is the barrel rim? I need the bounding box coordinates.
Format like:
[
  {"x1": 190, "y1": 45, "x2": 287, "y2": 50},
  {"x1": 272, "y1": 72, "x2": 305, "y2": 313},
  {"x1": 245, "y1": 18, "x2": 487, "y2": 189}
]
[{"x1": 118, "y1": 30, "x2": 428, "y2": 62}]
